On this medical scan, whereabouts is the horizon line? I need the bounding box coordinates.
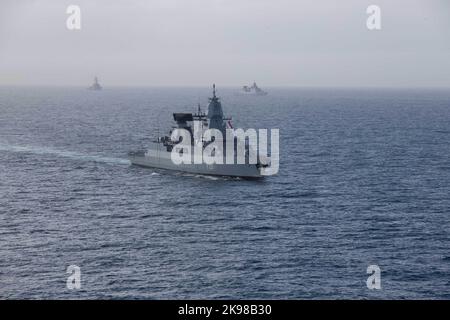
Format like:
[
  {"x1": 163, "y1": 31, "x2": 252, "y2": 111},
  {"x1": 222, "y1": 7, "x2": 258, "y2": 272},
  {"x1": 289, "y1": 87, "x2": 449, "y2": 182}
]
[{"x1": 0, "y1": 84, "x2": 449, "y2": 90}]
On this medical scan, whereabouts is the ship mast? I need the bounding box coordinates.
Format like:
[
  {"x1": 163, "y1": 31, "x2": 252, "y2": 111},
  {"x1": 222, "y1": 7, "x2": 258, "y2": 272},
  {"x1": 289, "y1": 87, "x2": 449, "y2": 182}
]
[{"x1": 207, "y1": 84, "x2": 225, "y2": 134}]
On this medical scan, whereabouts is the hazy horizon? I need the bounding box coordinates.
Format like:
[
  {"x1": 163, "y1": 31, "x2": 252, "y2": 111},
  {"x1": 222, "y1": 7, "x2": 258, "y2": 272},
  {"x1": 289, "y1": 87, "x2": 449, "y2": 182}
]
[
  {"x1": 1, "y1": 0, "x2": 449, "y2": 87},
  {"x1": 2, "y1": 84, "x2": 450, "y2": 89}
]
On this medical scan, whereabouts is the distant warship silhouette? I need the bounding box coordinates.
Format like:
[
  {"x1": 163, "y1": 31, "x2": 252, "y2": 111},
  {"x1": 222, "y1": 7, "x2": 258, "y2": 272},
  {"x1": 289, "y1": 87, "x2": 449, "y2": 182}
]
[
  {"x1": 88, "y1": 77, "x2": 102, "y2": 90},
  {"x1": 241, "y1": 81, "x2": 267, "y2": 95}
]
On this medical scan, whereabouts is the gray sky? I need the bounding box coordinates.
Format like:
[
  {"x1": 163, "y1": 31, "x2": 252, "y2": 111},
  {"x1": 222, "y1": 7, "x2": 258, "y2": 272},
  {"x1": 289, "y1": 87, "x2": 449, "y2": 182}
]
[{"x1": 0, "y1": 0, "x2": 449, "y2": 87}]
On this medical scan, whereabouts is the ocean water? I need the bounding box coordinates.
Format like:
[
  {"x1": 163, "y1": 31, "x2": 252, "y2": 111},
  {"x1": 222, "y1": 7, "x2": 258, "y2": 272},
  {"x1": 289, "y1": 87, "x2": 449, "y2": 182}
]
[{"x1": 0, "y1": 86, "x2": 449, "y2": 299}]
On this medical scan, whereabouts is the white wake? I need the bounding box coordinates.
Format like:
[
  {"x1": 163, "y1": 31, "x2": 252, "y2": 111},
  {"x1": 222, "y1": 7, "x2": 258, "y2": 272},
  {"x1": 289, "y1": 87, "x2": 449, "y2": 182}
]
[{"x1": 0, "y1": 143, "x2": 131, "y2": 166}]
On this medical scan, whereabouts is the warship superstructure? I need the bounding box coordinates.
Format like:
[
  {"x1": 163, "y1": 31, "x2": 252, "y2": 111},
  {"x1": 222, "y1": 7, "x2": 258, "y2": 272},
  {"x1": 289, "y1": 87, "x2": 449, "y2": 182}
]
[
  {"x1": 241, "y1": 82, "x2": 267, "y2": 95},
  {"x1": 88, "y1": 77, "x2": 102, "y2": 90},
  {"x1": 128, "y1": 85, "x2": 270, "y2": 178}
]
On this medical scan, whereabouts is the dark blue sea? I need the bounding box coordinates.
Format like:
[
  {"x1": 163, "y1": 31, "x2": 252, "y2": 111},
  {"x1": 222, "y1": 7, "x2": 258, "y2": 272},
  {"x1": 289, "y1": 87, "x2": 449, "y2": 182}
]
[{"x1": 1, "y1": 87, "x2": 449, "y2": 299}]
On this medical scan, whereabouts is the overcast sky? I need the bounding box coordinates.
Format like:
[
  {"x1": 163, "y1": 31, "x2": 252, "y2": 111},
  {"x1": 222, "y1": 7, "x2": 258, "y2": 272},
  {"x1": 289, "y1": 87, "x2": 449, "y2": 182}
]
[{"x1": 0, "y1": 0, "x2": 449, "y2": 87}]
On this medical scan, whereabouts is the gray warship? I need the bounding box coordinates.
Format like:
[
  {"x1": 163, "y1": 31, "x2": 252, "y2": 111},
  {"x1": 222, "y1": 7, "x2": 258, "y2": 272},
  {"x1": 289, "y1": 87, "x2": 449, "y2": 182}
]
[
  {"x1": 241, "y1": 82, "x2": 267, "y2": 95},
  {"x1": 88, "y1": 77, "x2": 102, "y2": 90},
  {"x1": 128, "y1": 85, "x2": 270, "y2": 178}
]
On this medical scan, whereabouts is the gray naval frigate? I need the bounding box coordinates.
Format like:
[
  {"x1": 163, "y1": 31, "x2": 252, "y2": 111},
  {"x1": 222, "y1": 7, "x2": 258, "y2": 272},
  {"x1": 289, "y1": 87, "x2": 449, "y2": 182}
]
[
  {"x1": 88, "y1": 76, "x2": 102, "y2": 90},
  {"x1": 241, "y1": 82, "x2": 267, "y2": 95},
  {"x1": 128, "y1": 85, "x2": 270, "y2": 178}
]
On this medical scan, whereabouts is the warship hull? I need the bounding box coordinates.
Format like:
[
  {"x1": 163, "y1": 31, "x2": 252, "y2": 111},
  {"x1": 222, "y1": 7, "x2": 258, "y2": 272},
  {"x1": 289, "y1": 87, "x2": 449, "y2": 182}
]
[
  {"x1": 240, "y1": 91, "x2": 267, "y2": 96},
  {"x1": 129, "y1": 149, "x2": 262, "y2": 178}
]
